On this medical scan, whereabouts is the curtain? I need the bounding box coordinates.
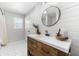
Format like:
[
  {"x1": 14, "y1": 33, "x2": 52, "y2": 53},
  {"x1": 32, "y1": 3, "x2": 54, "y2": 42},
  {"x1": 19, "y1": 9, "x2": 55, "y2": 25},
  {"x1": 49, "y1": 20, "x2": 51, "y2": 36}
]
[{"x1": 0, "y1": 9, "x2": 8, "y2": 45}]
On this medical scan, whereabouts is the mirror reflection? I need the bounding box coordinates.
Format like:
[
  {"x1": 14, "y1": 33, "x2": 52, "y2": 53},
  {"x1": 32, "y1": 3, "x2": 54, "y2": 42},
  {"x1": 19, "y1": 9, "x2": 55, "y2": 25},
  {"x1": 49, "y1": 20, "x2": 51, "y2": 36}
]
[{"x1": 42, "y1": 6, "x2": 61, "y2": 26}]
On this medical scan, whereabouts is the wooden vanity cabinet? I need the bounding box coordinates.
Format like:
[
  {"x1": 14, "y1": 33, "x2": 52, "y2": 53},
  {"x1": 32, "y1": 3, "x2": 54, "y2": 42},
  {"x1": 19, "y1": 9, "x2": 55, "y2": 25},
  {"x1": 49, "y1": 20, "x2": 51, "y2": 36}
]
[{"x1": 27, "y1": 37, "x2": 67, "y2": 56}]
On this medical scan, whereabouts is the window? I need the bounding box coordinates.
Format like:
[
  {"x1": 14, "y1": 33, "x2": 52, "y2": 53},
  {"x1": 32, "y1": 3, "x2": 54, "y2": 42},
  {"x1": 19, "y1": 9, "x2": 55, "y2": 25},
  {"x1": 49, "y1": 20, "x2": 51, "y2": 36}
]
[{"x1": 14, "y1": 17, "x2": 23, "y2": 29}]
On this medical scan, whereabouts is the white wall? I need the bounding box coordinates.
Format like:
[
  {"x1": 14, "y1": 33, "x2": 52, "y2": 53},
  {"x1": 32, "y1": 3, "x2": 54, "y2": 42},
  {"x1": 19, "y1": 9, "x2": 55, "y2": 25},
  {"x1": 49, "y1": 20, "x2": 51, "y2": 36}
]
[
  {"x1": 25, "y1": 2, "x2": 79, "y2": 55},
  {"x1": 5, "y1": 11, "x2": 25, "y2": 42}
]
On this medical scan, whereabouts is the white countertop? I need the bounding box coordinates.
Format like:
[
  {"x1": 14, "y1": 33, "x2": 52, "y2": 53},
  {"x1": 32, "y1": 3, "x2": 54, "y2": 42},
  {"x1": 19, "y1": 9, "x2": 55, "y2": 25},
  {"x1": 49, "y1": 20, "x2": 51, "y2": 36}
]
[{"x1": 28, "y1": 34, "x2": 72, "y2": 53}]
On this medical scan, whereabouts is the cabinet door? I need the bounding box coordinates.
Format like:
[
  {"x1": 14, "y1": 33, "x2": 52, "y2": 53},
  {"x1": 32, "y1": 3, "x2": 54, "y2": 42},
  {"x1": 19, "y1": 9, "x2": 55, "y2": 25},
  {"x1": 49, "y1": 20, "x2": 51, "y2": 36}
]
[
  {"x1": 28, "y1": 37, "x2": 44, "y2": 56},
  {"x1": 28, "y1": 37, "x2": 37, "y2": 49},
  {"x1": 40, "y1": 43, "x2": 58, "y2": 56}
]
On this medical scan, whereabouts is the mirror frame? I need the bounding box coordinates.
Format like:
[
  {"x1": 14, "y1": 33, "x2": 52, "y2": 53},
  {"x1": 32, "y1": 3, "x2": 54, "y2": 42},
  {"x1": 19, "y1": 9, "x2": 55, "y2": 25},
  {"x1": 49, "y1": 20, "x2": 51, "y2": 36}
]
[{"x1": 41, "y1": 6, "x2": 61, "y2": 27}]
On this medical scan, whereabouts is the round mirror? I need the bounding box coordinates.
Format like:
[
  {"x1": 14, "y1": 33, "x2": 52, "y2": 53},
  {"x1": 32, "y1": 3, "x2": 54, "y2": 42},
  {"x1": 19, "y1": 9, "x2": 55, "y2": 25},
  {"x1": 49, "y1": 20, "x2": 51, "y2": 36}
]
[{"x1": 42, "y1": 6, "x2": 61, "y2": 26}]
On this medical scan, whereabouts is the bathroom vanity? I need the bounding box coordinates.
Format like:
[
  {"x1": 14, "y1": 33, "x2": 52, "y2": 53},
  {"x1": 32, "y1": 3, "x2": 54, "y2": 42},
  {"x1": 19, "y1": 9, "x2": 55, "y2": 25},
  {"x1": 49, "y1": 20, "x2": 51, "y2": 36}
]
[{"x1": 27, "y1": 34, "x2": 71, "y2": 56}]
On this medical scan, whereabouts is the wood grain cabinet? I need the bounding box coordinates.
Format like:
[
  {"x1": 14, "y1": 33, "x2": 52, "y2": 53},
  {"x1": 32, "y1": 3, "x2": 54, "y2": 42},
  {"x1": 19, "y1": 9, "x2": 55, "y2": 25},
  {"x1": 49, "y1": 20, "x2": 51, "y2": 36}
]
[{"x1": 27, "y1": 37, "x2": 67, "y2": 56}]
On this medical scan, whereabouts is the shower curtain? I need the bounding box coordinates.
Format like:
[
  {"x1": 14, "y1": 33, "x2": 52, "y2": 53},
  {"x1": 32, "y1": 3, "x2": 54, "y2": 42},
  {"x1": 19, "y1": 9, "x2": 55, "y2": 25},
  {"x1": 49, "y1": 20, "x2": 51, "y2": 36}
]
[{"x1": 0, "y1": 8, "x2": 8, "y2": 46}]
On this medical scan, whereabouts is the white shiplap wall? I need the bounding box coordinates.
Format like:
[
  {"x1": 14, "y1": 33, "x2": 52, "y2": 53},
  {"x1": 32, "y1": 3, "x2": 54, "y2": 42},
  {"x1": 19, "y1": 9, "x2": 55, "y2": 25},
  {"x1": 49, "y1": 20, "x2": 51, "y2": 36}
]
[{"x1": 25, "y1": 2, "x2": 79, "y2": 55}]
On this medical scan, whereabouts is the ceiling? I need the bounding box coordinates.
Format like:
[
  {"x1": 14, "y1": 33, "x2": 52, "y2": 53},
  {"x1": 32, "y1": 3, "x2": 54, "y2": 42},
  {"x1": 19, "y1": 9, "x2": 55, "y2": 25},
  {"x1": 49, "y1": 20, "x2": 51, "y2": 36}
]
[{"x1": 0, "y1": 2, "x2": 40, "y2": 15}]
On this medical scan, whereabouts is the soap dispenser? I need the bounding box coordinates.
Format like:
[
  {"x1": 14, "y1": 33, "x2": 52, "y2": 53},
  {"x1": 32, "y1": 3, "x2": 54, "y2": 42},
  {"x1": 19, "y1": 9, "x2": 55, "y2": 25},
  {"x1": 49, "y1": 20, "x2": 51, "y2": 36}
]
[{"x1": 45, "y1": 30, "x2": 50, "y2": 36}]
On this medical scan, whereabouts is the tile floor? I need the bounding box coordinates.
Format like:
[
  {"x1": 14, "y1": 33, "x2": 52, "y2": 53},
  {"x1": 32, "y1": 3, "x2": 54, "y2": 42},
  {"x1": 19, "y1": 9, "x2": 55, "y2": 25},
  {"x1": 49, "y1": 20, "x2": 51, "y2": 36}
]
[{"x1": 0, "y1": 40, "x2": 27, "y2": 56}]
